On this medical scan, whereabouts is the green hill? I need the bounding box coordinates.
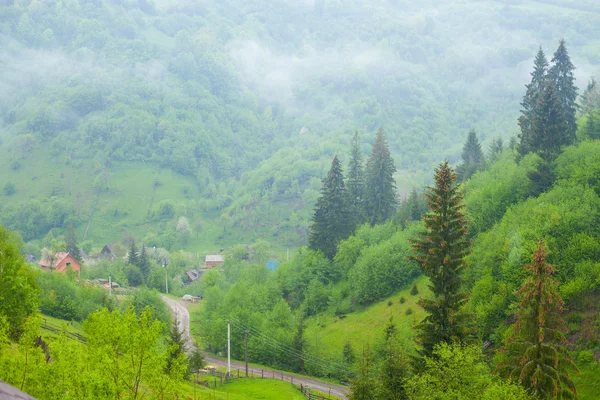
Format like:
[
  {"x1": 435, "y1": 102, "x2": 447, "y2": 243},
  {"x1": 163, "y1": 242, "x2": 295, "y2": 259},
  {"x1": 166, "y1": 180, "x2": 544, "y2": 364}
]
[{"x1": 2, "y1": 0, "x2": 600, "y2": 248}]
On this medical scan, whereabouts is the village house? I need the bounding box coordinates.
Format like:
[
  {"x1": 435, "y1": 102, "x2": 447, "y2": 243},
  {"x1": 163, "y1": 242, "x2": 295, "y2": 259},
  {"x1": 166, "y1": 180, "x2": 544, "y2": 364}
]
[
  {"x1": 39, "y1": 252, "x2": 81, "y2": 274},
  {"x1": 204, "y1": 254, "x2": 224, "y2": 269}
]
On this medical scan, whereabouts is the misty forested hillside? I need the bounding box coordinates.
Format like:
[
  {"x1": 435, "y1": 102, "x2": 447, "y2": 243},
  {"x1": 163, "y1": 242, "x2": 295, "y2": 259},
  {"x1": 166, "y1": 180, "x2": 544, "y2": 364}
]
[{"x1": 1, "y1": 0, "x2": 600, "y2": 249}]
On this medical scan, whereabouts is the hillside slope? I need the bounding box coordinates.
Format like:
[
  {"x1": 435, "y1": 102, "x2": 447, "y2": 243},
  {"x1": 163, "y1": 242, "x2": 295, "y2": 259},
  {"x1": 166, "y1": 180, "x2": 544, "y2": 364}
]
[{"x1": 2, "y1": 0, "x2": 600, "y2": 246}]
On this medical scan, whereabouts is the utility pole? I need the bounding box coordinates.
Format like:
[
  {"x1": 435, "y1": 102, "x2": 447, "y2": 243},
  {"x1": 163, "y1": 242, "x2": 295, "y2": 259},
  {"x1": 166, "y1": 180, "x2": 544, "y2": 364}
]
[
  {"x1": 227, "y1": 320, "x2": 231, "y2": 377},
  {"x1": 109, "y1": 275, "x2": 112, "y2": 296},
  {"x1": 245, "y1": 330, "x2": 249, "y2": 377},
  {"x1": 163, "y1": 259, "x2": 169, "y2": 294}
]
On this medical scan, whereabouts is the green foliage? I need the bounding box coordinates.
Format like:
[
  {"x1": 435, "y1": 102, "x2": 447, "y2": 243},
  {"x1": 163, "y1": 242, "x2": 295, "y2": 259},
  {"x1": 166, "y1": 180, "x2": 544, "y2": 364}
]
[
  {"x1": 309, "y1": 155, "x2": 352, "y2": 260},
  {"x1": 3, "y1": 182, "x2": 16, "y2": 195},
  {"x1": 410, "y1": 161, "x2": 472, "y2": 364},
  {"x1": 376, "y1": 318, "x2": 409, "y2": 400},
  {"x1": 365, "y1": 129, "x2": 398, "y2": 225},
  {"x1": 406, "y1": 343, "x2": 532, "y2": 400},
  {"x1": 497, "y1": 241, "x2": 577, "y2": 399},
  {"x1": 347, "y1": 131, "x2": 366, "y2": 228},
  {"x1": 0, "y1": 224, "x2": 39, "y2": 339},
  {"x1": 349, "y1": 226, "x2": 419, "y2": 304},
  {"x1": 350, "y1": 345, "x2": 376, "y2": 400},
  {"x1": 549, "y1": 40, "x2": 579, "y2": 140},
  {"x1": 64, "y1": 224, "x2": 81, "y2": 262},
  {"x1": 457, "y1": 129, "x2": 486, "y2": 182},
  {"x1": 37, "y1": 272, "x2": 115, "y2": 321},
  {"x1": 124, "y1": 286, "x2": 170, "y2": 326}
]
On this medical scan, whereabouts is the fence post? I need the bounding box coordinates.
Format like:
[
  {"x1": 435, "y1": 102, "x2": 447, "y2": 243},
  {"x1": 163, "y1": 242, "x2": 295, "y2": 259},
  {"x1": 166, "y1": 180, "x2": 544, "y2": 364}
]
[
  {"x1": 281, "y1": 372, "x2": 284, "y2": 381},
  {"x1": 261, "y1": 369, "x2": 264, "y2": 378}
]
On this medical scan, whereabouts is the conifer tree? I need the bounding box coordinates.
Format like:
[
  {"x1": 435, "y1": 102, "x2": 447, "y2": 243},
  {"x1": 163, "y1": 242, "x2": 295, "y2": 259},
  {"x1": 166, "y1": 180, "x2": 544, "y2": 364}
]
[
  {"x1": 549, "y1": 39, "x2": 578, "y2": 139},
  {"x1": 350, "y1": 345, "x2": 375, "y2": 400},
  {"x1": 364, "y1": 128, "x2": 398, "y2": 225},
  {"x1": 488, "y1": 137, "x2": 504, "y2": 162},
  {"x1": 457, "y1": 129, "x2": 486, "y2": 182},
  {"x1": 65, "y1": 223, "x2": 81, "y2": 262},
  {"x1": 518, "y1": 47, "x2": 549, "y2": 159},
  {"x1": 308, "y1": 155, "x2": 352, "y2": 260},
  {"x1": 410, "y1": 161, "x2": 471, "y2": 367},
  {"x1": 166, "y1": 320, "x2": 188, "y2": 376},
  {"x1": 580, "y1": 77, "x2": 600, "y2": 115},
  {"x1": 137, "y1": 244, "x2": 150, "y2": 282},
  {"x1": 347, "y1": 131, "x2": 366, "y2": 229},
  {"x1": 127, "y1": 240, "x2": 138, "y2": 266},
  {"x1": 498, "y1": 241, "x2": 577, "y2": 399},
  {"x1": 376, "y1": 317, "x2": 408, "y2": 400},
  {"x1": 529, "y1": 80, "x2": 570, "y2": 162}
]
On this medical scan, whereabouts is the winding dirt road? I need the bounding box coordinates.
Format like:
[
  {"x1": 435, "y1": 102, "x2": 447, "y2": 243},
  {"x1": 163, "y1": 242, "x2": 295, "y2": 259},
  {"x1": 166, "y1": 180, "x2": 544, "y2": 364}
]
[{"x1": 161, "y1": 296, "x2": 349, "y2": 399}]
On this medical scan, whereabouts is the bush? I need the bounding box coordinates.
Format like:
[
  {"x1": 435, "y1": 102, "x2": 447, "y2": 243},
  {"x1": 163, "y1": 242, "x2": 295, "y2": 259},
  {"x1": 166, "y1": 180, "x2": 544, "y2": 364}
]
[
  {"x1": 410, "y1": 284, "x2": 419, "y2": 296},
  {"x1": 387, "y1": 300, "x2": 393, "y2": 306},
  {"x1": 399, "y1": 296, "x2": 406, "y2": 304},
  {"x1": 578, "y1": 350, "x2": 594, "y2": 364},
  {"x1": 3, "y1": 182, "x2": 16, "y2": 195},
  {"x1": 405, "y1": 307, "x2": 413, "y2": 315}
]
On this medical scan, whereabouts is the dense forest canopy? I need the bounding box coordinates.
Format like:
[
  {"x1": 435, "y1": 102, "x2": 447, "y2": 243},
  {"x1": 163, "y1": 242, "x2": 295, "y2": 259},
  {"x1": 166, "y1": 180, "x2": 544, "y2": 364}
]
[{"x1": 1, "y1": 0, "x2": 600, "y2": 247}]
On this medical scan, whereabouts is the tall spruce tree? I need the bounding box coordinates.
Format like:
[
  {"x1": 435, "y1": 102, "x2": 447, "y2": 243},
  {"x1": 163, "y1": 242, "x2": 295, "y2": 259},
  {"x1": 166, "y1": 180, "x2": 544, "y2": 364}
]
[
  {"x1": 127, "y1": 240, "x2": 138, "y2": 266},
  {"x1": 308, "y1": 155, "x2": 352, "y2": 260},
  {"x1": 498, "y1": 241, "x2": 577, "y2": 399},
  {"x1": 364, "y1": 128, "x2": 398, "y2": 225},
  {"x1": 137, "y1": 245, "x2": 150, "y2": 282},
  {"x1": 549, "y1": 39, "x2": 578, "y2": 139},
  {"x1": 529, "y1": 80, "x2": 571, "y2": 162},
  {"x1": 518, "y1": 47, "x2": 549, "y2": 159},
  {"x1": 376, "y1": 317, "x2": 408, "y2": 400},
  {"x1": 488, "y1": 137, "x2": 504, "y2": 163},
  {"x1": 580, "y1": 77, "x2": 600, "y2": 115},
  {"x1": 350, "y1": 345, "x2": 376, "y2": 400},
  {"x1": 65, "y1": 223, "x2": 81, "y2": 262},
  {"x1": 457, "y1": 129, "x2": 486, "y2": 182},
  {"x1": 410, "y1": 161, "x2": 472, "y2": 367},
  {"x1": 347, "y1": 131, "x2": 366, "y2": 229}
]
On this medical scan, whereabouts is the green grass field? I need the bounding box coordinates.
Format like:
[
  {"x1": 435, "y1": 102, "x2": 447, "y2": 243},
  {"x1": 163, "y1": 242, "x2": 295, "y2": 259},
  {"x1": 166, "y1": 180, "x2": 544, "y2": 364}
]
[
  {"x1": 304, "y1": 276, "x2": 429, "y2": 360},
  {"x1": 182, "y1": 379, "x2": 305, "y2": 400},
  {"x1": 0, "y1": 147, "x2": 244, "y2": 254}
]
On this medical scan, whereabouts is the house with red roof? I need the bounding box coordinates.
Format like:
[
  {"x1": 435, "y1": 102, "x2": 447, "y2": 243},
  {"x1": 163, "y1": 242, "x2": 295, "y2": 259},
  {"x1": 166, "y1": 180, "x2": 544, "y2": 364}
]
[{"x1": 39, "y1": 252, "x2": 81, "y2": 274}]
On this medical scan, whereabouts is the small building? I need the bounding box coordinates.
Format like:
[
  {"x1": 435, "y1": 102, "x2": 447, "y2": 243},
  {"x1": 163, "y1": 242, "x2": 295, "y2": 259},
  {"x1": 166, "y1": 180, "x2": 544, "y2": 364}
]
[
  {"x1": 39, "y1": 252, "x2": 81, "y2": 274},
  {"x1": 25, "y1": 254, "x2": 37, "y2": 264},
  {"x1": 204, "y1": 254, "x2": 224, "y2": 269},
  {"x1": 186, "y1": 269, "x2": 200, "y2": 282},
  {"x1": 100, "y1": 243, "x2": 119, "y2": 260}
]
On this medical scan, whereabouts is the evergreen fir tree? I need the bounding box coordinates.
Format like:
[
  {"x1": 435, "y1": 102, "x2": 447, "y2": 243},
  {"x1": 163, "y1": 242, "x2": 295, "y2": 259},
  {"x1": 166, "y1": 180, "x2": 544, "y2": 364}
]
[
  {"x1": 488, "y1": 137, "x2": 504, "y2": 162},
  {"x1": 529, "y1": 80, "x2": 571, "y2": 162},
  {"x1": 347, "y1": 131, "x2": 366, "y2": 229},
  {"x1": 409, "y1": 161, "x2": 472, "y2": 368},
  {"x1": 127, "y1": 240, "x2": 138, "y2": 265},
  {"x1": 376, "y1": 317, "x2": 408, "y2": 400},
  {"x1": 308, "y1": 155, "x2": 352, "y2": 260},
  {"x1": 65, "y1": 223, "x2": 81, "y2": 262},
  {"x1": 518, "y1": 47, "x2": 549, "y2": 159},
  {"x1": 350, "y1": 345, "x2": 375, "y2": 400},
  {"x1": 364, "y1": 128, "x2": 398, "y2": 225},
  {"x1": 526, "y1": 159, "x2": 556, "y2": 198},
  {"x1": 580, "y1": 77, "x2": 600, "y2": 116},
  {"x1": 166, "y1": 320, "x2": 188, "y2": 376},
  {"x1": 498, "y1": 241, "x2": 577, "y2": 399},
  {"x1": 549, "y1": 39, "x2": 578, "y2": 139},
  {"x1": 292, "y1": 318, "x2": 305, "y2": 372},
  {"x1": 137, "y1": 244, "x2": 150, "y2": 282},
  {"x1": 343, "y1": 341, "x2": 355, "y2": 366},
  {"x1": 457, "y1": 129, "x2": 486, "y2": 182}
]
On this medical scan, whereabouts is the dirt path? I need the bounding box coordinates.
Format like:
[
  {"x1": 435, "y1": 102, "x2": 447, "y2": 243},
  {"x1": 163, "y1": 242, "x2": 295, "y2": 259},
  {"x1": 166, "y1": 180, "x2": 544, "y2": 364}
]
[{"x1": 161, "y1": 296, "x2": 349, "y2": 399}]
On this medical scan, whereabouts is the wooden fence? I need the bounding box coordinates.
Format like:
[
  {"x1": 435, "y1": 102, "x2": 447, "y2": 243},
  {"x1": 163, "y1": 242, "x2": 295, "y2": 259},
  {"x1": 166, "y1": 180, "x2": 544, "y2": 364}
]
[
  {"x1": 300, "y1": 384, "x2": 333, "y2": 400},
  {"x1": 40, "y1": 320, "x2": 87, "y2": 344}
]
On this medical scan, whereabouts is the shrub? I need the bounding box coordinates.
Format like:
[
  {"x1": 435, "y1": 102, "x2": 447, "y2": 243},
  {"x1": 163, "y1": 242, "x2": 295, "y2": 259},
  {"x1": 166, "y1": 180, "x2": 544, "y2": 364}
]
[
  {"x1": 3, "y1": 182, "x2": 16, "y2": 195},
  {"x1": 578, "y1": 351, "x2": 594, "y2": 364},
  {"x1": 406, "y1": 307, "x2": 413, "y2": 315},
  {"x1": 399, "y1": 296, "x2": 406, "y2": 304},
  {"x1": 410, "y1": 284, "x2": 419, "y2": 296},
  {"x1": 387, "y1": 300, "x2": 393, "y2": 306}
]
